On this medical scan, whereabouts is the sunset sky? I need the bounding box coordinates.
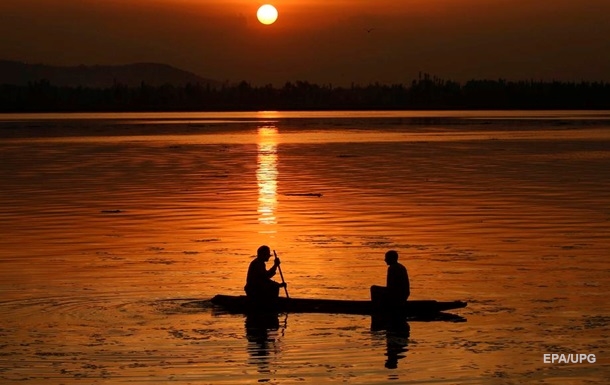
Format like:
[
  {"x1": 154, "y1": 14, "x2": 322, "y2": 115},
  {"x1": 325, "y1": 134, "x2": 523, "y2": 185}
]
[{"x1": 1, "y1": 0, "x2": 609, "y2": 86}]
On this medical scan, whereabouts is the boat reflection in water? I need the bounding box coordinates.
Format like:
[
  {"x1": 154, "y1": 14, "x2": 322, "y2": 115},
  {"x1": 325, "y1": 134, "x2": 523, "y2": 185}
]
[
  {"x1": 371, "y1": 316, "x2": 411, "y2": 369},
  {"x1": 370, "y1": 312, "x2": 466, "y2": 370},
  {"x1": 245, "y1": 313, "x2": 283, "y2": 382},
  {"x1": 239, "y1": 310, "x2": 466, "y2": 379}
]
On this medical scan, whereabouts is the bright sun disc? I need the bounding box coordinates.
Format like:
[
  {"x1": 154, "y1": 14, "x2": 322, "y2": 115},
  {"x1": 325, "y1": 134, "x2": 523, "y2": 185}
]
[{"x1": 257, "y1": 4, "x2": 278, "y2": 25}]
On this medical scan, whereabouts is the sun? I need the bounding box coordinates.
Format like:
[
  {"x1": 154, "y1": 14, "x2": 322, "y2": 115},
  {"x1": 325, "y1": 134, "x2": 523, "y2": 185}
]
[{"x1": 257, "y1": 4, "x2": 278, "y2": 25}]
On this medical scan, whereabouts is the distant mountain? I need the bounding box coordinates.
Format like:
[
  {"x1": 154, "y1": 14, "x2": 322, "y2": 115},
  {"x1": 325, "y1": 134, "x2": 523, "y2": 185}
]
[{"x1": 0, "y1": 60, "x2": 219, "y2": 88}]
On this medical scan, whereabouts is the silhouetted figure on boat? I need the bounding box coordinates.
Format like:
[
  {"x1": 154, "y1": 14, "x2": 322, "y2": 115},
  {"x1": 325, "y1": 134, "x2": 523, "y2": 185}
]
[
  {"x1": 371, "y1": 250, "x2": 410, "y2": 309},
  {"x1": 245, "y1": 245, "x2": 287, "y2": 308}
]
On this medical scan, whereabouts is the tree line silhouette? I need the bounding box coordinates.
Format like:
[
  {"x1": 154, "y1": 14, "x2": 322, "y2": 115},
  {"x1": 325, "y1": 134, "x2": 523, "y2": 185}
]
[{"x1": 1, "y1": 74, "x2": 609, "y2": 112}]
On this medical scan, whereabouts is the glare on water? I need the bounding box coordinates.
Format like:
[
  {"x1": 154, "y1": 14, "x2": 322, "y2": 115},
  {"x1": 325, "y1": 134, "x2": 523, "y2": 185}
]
[{"x1": 257, "y1": 126, "x2": 278, "y2": 229}]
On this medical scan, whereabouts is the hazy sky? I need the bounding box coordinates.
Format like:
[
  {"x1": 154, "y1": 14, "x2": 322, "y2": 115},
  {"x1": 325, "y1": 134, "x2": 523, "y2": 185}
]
[{"x1": 1, "y1": 0, "x2": 609, "y2": 86}]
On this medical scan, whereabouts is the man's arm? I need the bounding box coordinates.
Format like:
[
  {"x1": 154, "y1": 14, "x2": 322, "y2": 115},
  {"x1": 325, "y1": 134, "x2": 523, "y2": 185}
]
[{"x1": 266, "y1": 259, "x2": 279, "y2": 278}]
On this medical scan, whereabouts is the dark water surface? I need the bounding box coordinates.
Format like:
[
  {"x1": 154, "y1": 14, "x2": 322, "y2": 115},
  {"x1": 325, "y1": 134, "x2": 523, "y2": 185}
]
[{"x1": 1, "y1": 111, "x2": 609, "y2": 384}]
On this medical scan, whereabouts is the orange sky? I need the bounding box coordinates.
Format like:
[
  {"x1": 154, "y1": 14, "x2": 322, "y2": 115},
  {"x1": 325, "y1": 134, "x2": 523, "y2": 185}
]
[{"x1": 1, "y1": 0, "x2": 609, "y2": 85}]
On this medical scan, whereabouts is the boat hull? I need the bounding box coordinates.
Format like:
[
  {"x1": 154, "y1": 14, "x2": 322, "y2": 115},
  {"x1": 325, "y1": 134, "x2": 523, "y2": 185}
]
[{"x1": 211, "y1": 294, "x2": 467, "y2": 316}]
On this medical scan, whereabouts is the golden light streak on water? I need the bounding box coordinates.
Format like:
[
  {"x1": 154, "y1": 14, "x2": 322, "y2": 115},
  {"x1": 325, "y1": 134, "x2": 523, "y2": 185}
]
[{"x1": 257, "y1": 126, "x2": 279, "y2": 232}]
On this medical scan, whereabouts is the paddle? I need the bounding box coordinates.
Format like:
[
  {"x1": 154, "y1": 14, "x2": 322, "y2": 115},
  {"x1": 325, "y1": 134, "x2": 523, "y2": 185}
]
[{"x1": 273, "y1": 250, "x2": 290, "y2": 299}]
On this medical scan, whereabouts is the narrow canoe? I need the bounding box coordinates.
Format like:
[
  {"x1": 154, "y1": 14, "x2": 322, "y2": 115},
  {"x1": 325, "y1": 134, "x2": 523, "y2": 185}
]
[{"x1": 211, "y1": 294, "x2": 467, "y2": 316}]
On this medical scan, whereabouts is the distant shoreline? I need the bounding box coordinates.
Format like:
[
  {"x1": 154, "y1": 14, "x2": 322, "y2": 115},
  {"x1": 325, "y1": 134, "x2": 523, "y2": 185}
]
[{"x1": 2, "y1": 75, "x2": 610, "y2": 112}]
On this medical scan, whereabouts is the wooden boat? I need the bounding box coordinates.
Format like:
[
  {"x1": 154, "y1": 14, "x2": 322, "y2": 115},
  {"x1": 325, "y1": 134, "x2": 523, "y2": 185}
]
[{"x1": 211, "y1": 294, "x2": 467, "y2": 317}]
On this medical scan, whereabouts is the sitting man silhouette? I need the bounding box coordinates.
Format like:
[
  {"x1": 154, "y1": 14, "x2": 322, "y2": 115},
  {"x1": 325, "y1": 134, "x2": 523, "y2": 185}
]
[
  {"x1": 370, "y1": 250, "x2": 410, "y2": 308},
  {"x1": 244, "y1": 245, "x2": 287, "y2": 307}
]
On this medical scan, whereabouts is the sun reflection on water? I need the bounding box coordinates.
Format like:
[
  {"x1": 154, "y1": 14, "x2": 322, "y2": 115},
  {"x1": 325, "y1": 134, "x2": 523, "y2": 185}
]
[{"x1": 257, "y1": 126, "x2": 278, "y2": 232}]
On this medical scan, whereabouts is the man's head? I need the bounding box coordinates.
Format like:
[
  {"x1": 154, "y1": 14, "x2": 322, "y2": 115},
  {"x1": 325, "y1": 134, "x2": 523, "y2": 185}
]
[
  {"x1": 257, "y1": 245, "x2": 272, "y2": 261},
  {"x1": 384, "y1": 250, "x2": 399, "y2": 265}
]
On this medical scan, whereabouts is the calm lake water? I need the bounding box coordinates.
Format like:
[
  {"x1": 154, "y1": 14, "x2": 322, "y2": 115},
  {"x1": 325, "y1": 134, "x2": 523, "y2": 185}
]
[{"x1": 1, "y1": 111, "x2": 609, "y2": 384}]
